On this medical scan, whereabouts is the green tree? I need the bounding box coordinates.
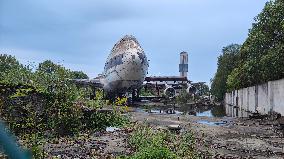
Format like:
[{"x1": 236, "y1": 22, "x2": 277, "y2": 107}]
[
  {"x1": 37, "y1": 60, "x2": 63, "y2": 74},
  {"x1": 211, "y1": 44, "x2": 241, "y2": 101},
  {"x1": 0, "y1": 54, "x2": 33, "y2": 85},
  {"x1": 176, "y1": 88, "x2": 191, "y2": 105},
  {"x1": 0, "y1": 54, "x2": 22, "y2": 74},
  {"x1": 194, "y1": 83, "x2": 210, "y2": 96},
  {"x1": 228, "y1": 0, "x2": 284, "y2": 89},
  {"x1": 70, "y1": 71, "x2": 89, "y2": 79}
]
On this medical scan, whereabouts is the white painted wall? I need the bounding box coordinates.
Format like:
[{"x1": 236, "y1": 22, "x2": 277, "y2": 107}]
[{"x1": 225, "y1": 78, "x2": 284, "y2": 117}]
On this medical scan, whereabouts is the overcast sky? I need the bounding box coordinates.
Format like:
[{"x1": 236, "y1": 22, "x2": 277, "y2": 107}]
[{"x1": 0, "y1": 0, "x2": 268, "y2": 84}]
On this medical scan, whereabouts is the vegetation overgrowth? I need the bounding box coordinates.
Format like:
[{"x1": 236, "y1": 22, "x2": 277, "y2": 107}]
[
  {"x1": 210, "y1": 44, "x2": 241, "y2": 101},
  {"x1": 120, "y1": 124, "x2": 207, "y2": 159},
  {"x1": 139, "y1": 87, "x2": 155, "y2": 96},
  {"x1": 176, "y1": 88, "x2": 192, "y2": 105},
  {"x1": 0, "y1": 54, "x2": 129, "y2": 158}
]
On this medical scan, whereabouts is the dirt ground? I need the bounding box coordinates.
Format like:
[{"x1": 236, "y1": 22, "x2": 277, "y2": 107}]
[
  {"x1": 43, "y1": 129, "x2": 132, "y2": 159},
  {"x1": 29, "y1": 105, "x2": 284, "y2": 158},
  {"x1": 130, "y1": 109, "x2": 284, "y2": 159}
]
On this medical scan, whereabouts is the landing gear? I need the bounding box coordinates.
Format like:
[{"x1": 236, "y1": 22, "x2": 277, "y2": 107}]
[
  {"x1": 155, "y1": 82, "x2": 160, "y2": 96},
  {"x1": 131, "y1": 89, "x2": 140, "y2": 103},
  {"x1": 105, "y1": 92, "x2": 116, "y2": 102},
  {"x1": 90, "y1": 88, "x2": 96, "y2": 100}
]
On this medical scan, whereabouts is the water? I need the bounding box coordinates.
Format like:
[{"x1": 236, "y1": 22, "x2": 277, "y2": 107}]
[
  {"x1": 134, "y1": 107, "x2": 183, "y2": 115},
  {"x1": 132, "y1": 104, "x2": 226, "y2": 117},
  {"x1": 196, "y1": 110, "x2": 213, "y2": 117},
  {"x1": 132, "y1": 104, "x2": 228, "y2": 126},
  {"x1": 197, "y1": 120, "x2": 227, "y2": 126}
]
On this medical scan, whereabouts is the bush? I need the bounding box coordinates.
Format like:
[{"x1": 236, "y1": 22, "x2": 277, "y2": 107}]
[
  {"x1": 0, "y1": 57, "x2": 94, "y2": 134},
  {"x1": 0, "y1": 54, "x2": 130, "y2": 157},
  {"x1": 123, "y1": 124, "x2": 203, "y2": 159},
  {"x1": 176, "y1": 88, "x2": 191, "y2": 105},
  {"x1": 130, "y1": 146, "x2": 177, "y2": 159}
]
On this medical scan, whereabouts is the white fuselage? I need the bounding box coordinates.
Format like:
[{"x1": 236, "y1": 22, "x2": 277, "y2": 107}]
[{"x1": 102, "y1": 36, "x2": 148, "y2": 93}]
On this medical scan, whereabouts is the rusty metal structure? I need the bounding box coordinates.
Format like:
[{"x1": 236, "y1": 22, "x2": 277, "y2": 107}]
[{"x1": 145, "y1": 76, "x2": 189, "y2": 83}]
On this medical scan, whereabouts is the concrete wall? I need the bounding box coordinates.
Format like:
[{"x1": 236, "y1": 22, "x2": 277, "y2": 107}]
[
  {"x1": 225, "y1": 78, "x2": 284, "y2": 117},
  {"x1": 257, "y1": 83, "x2": 269, "y2": 114}
]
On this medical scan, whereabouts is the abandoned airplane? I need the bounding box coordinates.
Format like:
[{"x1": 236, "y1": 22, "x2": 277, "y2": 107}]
[{"x1": 74, "y1": 35, "x2": 196, "y2": 99}]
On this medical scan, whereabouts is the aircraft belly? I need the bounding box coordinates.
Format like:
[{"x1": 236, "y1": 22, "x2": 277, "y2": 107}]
[{"x1": 104, "y1": 62, "x2": 146, "y2": 92}]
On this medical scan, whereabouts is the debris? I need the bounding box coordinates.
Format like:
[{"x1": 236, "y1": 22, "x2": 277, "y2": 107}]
[
  {"x1": 249, "y1": 112, "x2": 268, "y2": 120},
  {"x1": 106, "y1": 127, "x2": 120, "y2": 132},
  {"x1": 168, "y1": 125, "x2": 182, "y2": 132},
  {"x1": 188, "y1": 110, "x2": 197, "y2": 116}
]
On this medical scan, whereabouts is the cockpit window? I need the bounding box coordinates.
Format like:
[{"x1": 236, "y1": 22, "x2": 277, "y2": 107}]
[
  {"x1": 137, "y1": 52, "x2": 146, "y2": 64},
  {"x1": 105, "y1": 54, "x2": 124, "y2": 70}
]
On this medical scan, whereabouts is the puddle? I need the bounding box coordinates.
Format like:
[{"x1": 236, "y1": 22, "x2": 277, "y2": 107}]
[
  {"x1": 132, "y1": 104, "x2": 229, "y2": 127},
  {"x1": 197, "y1": 120, "x2": 227, "y2": 126},
  {"x1": 196, "y1": 110, "x2": 213, "y2": 117},
  {"x1": 106, "y1": 127, "x2": 120, "y2": 132},
  {"x1": 134, "y1": 108, "x2": 183, "y2": 115},
  {"x1": 132, "y1": 104, "x2": 226, "y2": 117}
]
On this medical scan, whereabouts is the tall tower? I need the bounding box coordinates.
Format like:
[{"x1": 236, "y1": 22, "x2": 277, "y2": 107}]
[{"x1": 179, "y1": 51, "x2": 188, "y2": 78}]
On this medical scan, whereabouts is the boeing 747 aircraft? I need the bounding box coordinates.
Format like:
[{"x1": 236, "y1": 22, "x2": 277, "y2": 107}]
[{"x1": 74, "y1": 35, "x2": 196, "y2": 99}]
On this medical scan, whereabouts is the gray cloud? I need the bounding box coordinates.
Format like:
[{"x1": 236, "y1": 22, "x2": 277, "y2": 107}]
[{"x1": 0, "y1": 0, "x2": 268, "y2": 83}]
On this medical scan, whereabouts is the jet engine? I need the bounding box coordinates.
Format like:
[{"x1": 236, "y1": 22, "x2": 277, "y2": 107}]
[
  {"x1": 164, "y1": 85, "x2": 176, "y2": 98},
  {"x1": 186, "y1": 84, "x2": 197, "y2": 95}
]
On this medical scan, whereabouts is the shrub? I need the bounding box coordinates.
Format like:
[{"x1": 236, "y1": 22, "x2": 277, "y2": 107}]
[{"x1": 123, "y1": 124, "x2": 203, "y2": 159}]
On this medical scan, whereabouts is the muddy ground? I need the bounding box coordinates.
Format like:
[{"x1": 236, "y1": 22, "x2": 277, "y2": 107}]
[{"x1": 129, "y1": 105, "x2": 284, "y2": 159}]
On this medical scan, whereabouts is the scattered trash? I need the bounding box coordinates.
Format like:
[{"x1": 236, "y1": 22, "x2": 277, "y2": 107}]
[
  {"x1": 106, "y1": 127, "x2": 120, "y2": 132},
  {"x1": 168, "y1": 125, "x2": 182, "y2": 133},
  {"x1": 188, "y1": 110, "x2": 197, "y2": 116}
]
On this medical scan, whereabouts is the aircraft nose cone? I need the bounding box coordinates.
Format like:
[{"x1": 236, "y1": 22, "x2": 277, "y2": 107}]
[
  {"x1": 104, "y1": 35, "x2": 148, "y2": 72},
  {"x1": 103, "y1": 35, "x2": 149, "y2": 92},
  {"x1": 110, "y1": 35, "x2": 144, "y2": 57}
]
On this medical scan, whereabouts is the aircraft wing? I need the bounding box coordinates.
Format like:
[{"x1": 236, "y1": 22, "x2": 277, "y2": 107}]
[
  {"x1": 71, "y1": 78, "x2": 104, "y2": 88},
  {"x1": 145, "y1": 76, "x2": 189, "y2": 83}
]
